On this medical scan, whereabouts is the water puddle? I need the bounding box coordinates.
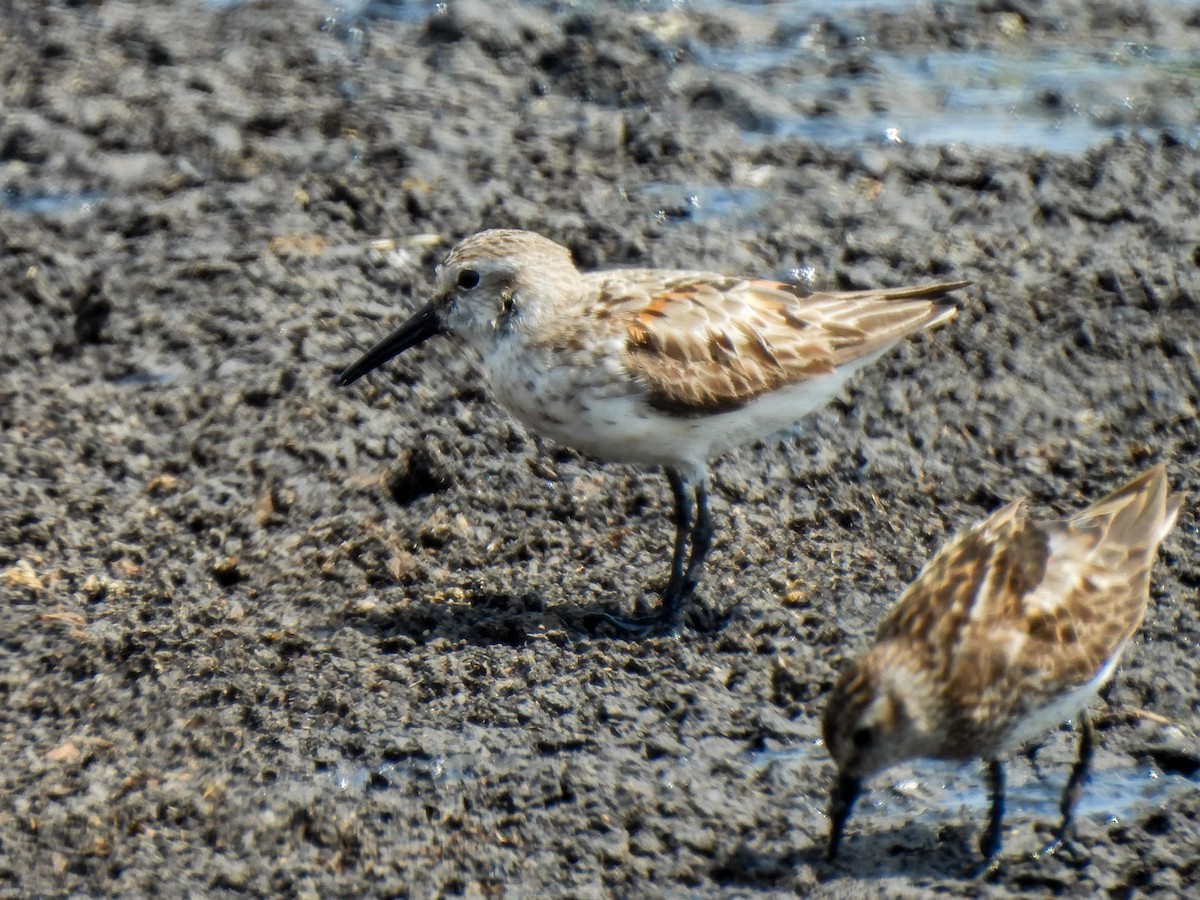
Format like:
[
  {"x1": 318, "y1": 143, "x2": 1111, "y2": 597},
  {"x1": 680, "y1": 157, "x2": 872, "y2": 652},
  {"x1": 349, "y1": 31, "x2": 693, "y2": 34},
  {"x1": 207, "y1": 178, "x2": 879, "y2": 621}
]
[
  {"x1": 750, "y1": 741, "x2": 1200, "y2": 827},
  {"x1": 942, "y1": 764, "x2": 1182, "y2": 823},
  {"x1": 0, "y1": 189, "x2": 103, "y2": 216},
  {"x1": 637, "y1": 183, "x2": 769, "y2": 228},
  {"x1": 327, "y1": 755, "x2": 479, "y2": 792},
  {"x1": 711, "y1": 45, "x2": 1200, "y2": 153},
  {"x1": 110, "y1": 370, "x2": 180, "y2": 388},
  {"x1": 198, "y1": 1, "x2": 1196, "y2": 151}
]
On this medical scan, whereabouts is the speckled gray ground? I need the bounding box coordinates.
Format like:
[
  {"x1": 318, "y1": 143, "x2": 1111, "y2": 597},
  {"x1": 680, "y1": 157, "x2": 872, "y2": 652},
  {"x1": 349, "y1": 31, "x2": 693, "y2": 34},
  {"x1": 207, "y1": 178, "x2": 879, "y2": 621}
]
[{"x1": 2, "y1": 1, "x2": 1199, "y2": 896}]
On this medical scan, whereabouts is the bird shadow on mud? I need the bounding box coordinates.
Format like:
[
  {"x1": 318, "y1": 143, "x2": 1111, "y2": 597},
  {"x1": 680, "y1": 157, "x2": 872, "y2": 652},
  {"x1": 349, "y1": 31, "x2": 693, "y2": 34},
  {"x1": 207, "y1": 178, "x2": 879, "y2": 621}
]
[
  {"x1": 808, "y1": 824, "x2": 988, "y2": 883},
  {"x1": 710, "y1": 830, "x2": 981, "y2": 890},
  {"x1": 338, "y1": 590, "x2": 569, "y2": 647},
  {"x1": 339, "y1": 588, "x2": 737, "y2": 647},
  {"x1": 714, "y1": 823, "x2": 1093, "y2": 891}
]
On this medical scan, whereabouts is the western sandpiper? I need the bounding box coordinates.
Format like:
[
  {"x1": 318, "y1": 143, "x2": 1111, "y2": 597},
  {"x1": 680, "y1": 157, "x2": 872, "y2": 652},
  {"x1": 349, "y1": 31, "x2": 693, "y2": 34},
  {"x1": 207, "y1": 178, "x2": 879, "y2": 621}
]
[
  {"x1": 824, "y1": 464, "x2": 1182, "y2": 870},
  {"x1": 340, "y1": 229, "x2": 967, "y2": 634}
]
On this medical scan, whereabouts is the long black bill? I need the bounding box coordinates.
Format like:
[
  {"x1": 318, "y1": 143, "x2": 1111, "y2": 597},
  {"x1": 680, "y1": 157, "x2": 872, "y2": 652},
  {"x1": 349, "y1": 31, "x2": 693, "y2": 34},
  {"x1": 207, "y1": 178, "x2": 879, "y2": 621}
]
[
  {"x1": 827, "y1": 772, "x2": 862, "y2": 861},
  {"x1": 338, "y1": 301, "x2": 443, "y2": 386}
]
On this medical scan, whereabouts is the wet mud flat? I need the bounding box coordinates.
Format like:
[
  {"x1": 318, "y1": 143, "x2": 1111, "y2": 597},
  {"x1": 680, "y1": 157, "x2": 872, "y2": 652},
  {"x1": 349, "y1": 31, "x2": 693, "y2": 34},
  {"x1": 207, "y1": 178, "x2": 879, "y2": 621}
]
[{"x1": 2, "y1": 0, "x2": 1199, "y2": 896}]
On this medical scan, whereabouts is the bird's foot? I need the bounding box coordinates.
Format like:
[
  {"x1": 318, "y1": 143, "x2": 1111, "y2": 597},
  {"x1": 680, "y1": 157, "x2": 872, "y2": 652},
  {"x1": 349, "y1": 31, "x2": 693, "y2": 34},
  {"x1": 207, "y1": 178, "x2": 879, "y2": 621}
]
[
  {"x1": 581, "y1": 609, "x2": 679, "y2": 638},
  {"x1": 971, "y1": 854, "x2": 1003, "y2": 881},
  {"x1": 1033, "y1": 833, "x2": 1085, "y2": 865}
]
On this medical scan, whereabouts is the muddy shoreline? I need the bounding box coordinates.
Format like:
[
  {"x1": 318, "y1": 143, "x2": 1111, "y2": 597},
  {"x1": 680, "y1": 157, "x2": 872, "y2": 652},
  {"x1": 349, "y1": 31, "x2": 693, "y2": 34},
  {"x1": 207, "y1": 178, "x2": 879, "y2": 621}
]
[{"x1": 2, "y1": 1, "x2": 1199, "y2": 896}]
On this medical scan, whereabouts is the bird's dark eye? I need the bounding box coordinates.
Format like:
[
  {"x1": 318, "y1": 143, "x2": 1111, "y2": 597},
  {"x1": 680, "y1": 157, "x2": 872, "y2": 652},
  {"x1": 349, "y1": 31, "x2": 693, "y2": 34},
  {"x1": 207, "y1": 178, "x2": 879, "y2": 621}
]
[
  {"x1": 851, "y1": 727, "x2": 873, "y2": 750},
  {"x1": 457, "y1": 269, "x2": 480, "y2": 290}
]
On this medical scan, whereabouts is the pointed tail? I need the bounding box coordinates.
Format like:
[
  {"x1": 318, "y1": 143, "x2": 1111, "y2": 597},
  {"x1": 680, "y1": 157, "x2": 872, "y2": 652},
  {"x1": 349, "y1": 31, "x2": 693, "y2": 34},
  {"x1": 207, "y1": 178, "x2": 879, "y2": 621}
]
[{"x1": 1071, "y1": 463, "x2": 1183, "y2": 557}]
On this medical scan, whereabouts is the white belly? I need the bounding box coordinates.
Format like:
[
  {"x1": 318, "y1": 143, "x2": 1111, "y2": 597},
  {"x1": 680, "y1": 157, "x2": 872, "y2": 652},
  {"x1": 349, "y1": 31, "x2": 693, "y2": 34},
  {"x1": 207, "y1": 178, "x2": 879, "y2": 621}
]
[
  {"x1": 1000, "y1": 647, "x2": 1126, "y2": 753},
  {"x1": 481, "y1": 340, "x2": 888, "y2": 473}
]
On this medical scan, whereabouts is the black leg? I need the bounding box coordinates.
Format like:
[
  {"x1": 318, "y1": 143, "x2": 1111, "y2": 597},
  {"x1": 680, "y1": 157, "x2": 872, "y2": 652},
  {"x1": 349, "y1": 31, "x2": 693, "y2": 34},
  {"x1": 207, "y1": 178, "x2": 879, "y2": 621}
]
[
  {"x1": 682, "y1": 475, "x2": 714, "y2": 597},
  {"x1": 659, "y1": 468, "x2": 696, "y2": 620},
  {"x1": 827, "y1": 773, "x2": 861, "y2": 861},
  {"x1": 1038, "y1": 711, "x2": 1095, "y2": 859},
  {"x1": 582, "y1": 469, "x2": 698, "y2": 636},
  {"x1": 977, "y1": 760, "x2": 1006, "y2": 874},
  {"x1": 1060, "y1": 712, "x2": 1096, "y2": 839},
  {"x1": 1023, "y1": 739, "x2": 1045, "y2": 780}
]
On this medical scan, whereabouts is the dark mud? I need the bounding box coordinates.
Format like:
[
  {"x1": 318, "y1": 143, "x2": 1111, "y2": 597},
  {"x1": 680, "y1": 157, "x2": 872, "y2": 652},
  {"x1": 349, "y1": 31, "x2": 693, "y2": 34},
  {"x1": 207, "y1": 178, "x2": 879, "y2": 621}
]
[{"x1": 2, "y1": 1, "x2": 1199, "y2": 896}]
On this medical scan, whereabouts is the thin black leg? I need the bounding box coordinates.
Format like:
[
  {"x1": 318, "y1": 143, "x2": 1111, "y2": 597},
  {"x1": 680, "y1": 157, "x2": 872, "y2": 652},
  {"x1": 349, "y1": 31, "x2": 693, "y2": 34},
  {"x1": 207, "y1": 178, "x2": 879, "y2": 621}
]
[
  {"x1": 1039, "y1": 711, "x2": 1095, "y2": 859},
  {"x1": 977, "y1": 760, "x2": 1006, "y2": 874},
  {"x1": 1060, "y1": 712, "x2": 1096, "y2": 839},
  {"x1": 659, "y1": 468, "x2": 695, "y2": 620},
  {"x1": 827, "y1": 773, "x2": 861, "y2": 861},
  {"x1": 1023, "y1": 739, "x2": 1045, "y2": 780},
  {"x1": 582, "y1": 469, "x2": 697, "y2": 636},
  {"x1": 682, "y1": 475, "x2": 713, "y2": 597}
]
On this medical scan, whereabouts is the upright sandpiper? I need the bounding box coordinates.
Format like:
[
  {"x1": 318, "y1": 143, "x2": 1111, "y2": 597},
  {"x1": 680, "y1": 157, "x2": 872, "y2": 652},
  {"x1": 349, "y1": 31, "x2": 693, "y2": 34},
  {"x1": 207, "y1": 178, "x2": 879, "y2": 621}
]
[{"x1": 340, "y1": 229, "x2": 967, "y2": 634}]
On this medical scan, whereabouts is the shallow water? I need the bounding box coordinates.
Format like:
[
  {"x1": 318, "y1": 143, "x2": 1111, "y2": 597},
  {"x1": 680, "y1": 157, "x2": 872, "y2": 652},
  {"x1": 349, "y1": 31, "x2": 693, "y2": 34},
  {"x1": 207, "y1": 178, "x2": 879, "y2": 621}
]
[
  {"x1": 638, "y1": 183, "x2": 769, "y2": 228},
  {"x1": 192, "y1": 0, "x2": 1200, "y2": 152},
  {"x1": 716, "y1": 44, "x2": 1200, "y2": 152},
  {"x1": 0, "y1": 189, "x2": 102, "y2": 216},
  {"x1": 329, "y1": 755, "x2": 479, "y2": 792},
  {"x1": 750, "y1": 740, "x2": 1200, "y2": 832},
  {"x1": 320, "y1": 732, "x2": 1199, "y2": 842},
  {"x1": 315, "y1": 0, "x2": 1200, "y2": 152}
]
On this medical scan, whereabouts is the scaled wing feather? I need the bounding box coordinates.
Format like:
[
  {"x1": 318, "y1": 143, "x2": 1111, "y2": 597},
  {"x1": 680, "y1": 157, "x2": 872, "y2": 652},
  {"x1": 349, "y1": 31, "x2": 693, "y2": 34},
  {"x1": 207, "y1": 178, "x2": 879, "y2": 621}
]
[{"x1": 596, "y1": 273, "x2": 965, "y2": 415}]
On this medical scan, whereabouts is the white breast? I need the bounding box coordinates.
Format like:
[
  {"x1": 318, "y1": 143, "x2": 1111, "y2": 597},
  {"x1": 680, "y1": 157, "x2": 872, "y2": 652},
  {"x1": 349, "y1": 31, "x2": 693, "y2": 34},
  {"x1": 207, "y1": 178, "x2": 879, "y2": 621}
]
[{"x1": 480, "y1": 338, "x2": 889, "y2": 472}]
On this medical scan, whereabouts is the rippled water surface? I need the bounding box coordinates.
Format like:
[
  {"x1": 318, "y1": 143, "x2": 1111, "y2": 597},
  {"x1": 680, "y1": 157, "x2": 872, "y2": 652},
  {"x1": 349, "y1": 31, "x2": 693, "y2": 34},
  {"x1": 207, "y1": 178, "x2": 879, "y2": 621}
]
[
  {"x1": 312, "y1": 0, "x2": 1200, "y2": 151},
  {"x1": 750, "y1": 739, "x2": 1200, "y2": 834}
]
